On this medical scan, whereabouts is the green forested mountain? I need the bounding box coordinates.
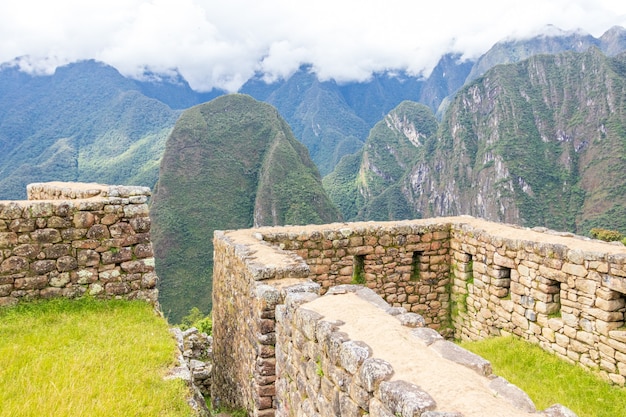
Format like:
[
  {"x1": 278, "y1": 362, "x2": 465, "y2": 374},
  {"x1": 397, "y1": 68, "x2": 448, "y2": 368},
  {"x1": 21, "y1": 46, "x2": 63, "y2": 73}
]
[
  {"x1": 0, "y1": 60, "x2": 180, "y2": 198},
  {"x1": 328, "y1": 48, "x2": 626, "y2": 234},
  {"x1": 242, "y1": 69, "x2": 431, "y2": 176},
  {"x1": 323, "y1": 101, "x2": 438, "y2": 221},
  {"x1": 150, "y1": 94, "x2": 341, "y2": 322},
  {"x1": 421, "y1": 47, "x2": 626, "y2": 233}
]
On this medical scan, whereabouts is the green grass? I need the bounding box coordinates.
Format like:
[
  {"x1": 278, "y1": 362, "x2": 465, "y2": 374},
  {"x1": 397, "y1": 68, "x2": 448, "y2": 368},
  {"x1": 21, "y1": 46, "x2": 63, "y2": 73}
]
[
  {"x1": 0, "y1": 298, "x2": 193, "y2": 417},
  {"x1": 459, "y1": 336, "x2": 626, "y2": 417}
]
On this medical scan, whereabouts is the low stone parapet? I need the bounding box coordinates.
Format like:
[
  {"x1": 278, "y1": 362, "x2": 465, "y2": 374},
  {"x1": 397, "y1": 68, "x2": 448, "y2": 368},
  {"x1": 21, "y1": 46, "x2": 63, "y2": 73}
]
[{"x1": 0, "y1": 182, "x2": 157, "y2": 306}]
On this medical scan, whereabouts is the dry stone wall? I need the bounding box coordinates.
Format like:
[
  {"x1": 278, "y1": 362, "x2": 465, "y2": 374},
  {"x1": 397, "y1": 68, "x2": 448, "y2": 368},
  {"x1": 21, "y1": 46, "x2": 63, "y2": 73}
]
[
  {"x1": 275, "y1": 284, "x2": 575, "y2": 417},
  {"x1": 0, "y1": 182, "x2": 157, "y2": 307},
  {"x1": 260, "y1": 222, "x2": 452, "y2": 332},
  {"x1": 449, "y1": 223, "x2": 626, "y2": 385},
  {"x1": 213, "y1": 217, "x2": 626, "y2": 417}
]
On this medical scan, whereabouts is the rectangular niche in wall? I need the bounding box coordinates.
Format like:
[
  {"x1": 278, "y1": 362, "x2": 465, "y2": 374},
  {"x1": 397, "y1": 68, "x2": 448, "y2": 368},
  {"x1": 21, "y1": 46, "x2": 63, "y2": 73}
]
[
  {"x1": 540, "y1": 278, "x2": 561, "y2": 317},
  {"x1": 492, "y1": 266, "x2": 511, "y2": 298},
  {"x1": 352, "y1": 254, "x2": 365, "y2": 284},
  {"x1": 458, "y1": 253, "x2": 473, "y2": 283},
  {"x1": 411, "y1": 251, "x2": 424, "y2": 282}
]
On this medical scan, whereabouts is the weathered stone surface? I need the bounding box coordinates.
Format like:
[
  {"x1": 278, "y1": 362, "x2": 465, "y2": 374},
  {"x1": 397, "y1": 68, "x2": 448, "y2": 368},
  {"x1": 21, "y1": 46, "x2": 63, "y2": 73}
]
[
  {"x1": 14, "y1": 276, "x2": 48, "y2": 290},
  {"x1": 86, "y1": 224, "x2": 110, "y2": 240},
  {"x1": 31, "y1": 228, "x2": 62, "y2": 244},
  {"x1": 540, "y1": 404, "x2": 579, "y2": 417},
  {"x1": 398, "y1": 312, "x2": 426, "y2": 328},
  {"x1": 101, "y1": 247, "x2": 133, "y2": 264},
  {"x1": 368, "y1": 398, "x2": 395, "y2": 417},
  {"x1": 1, "y1": 256, "x2": 29, "y2": 274},
  {"x1": 411, "y1": 327, "x2": 444, "y2": 346},
  {"x1": 56, "y1": 256, "x2": 78, "y2": 272},
  {"x1": 339, "y1": 340, "x2": 371, "y2": 375},
  {"x1": 358, "y1": 358, "x2": 394, "y2": 392},
  {"x1": 0, "y1": 232, "x2": 18, "y2": 248},
  {"x1": 73, "y1": 212, "x2": 95, "y2": 228},
  {"x1": 488, "y1": 376, "x2": 535, "y2": 412},
  {"x1": 430, "y1": 340, "x2": 492, "y2": 376},
  {"x1": 378, "y1": 380, "x2": 437, "y2": 416}
]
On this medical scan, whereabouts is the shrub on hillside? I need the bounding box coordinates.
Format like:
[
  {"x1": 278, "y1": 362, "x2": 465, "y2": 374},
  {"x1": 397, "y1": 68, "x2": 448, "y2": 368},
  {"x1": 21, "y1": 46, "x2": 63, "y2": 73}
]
[
  {"x1": 589, "y1": 228, "x2": 624, "y2": 242},
  {"x1": 179, "y1": 307, "x2": 212, "y2": 335}
]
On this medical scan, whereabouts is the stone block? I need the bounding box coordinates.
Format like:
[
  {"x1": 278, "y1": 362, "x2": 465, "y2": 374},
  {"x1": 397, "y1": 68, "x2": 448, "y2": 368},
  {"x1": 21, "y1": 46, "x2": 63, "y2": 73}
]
[
  {"x1": 595, "y1": 297, "x2": 625, "y2": 312},
  {"x1": 398, "y1": 313, "x2": 426, "y2": 328},
  {"x1": 50, "y1": 272, "x2": 70, "y2": 288},
  {"x1": 489, "y1": 376, "x2": 535, "y2": 412},
  {"x1": 73, "y1": 212, "x2": 95, "y2": 228},
  {"x1": 368, "y1": 398, "x2": 395, "y2": 417},
  {"x1": 601, "y1": 274, "x2": 626, "y2": 294},
  {"x1": 378, "y1": 380, "x2": 437, "y2": 416},
  {"x1": 494, "y1": 252, "x2": 516, "y2": 269},
  {"x1": 340, "y1": 340, "x2": 371, "y2": 375},
  {"x1": 357, "y1": 358, "x2": 394, "y2": 392},
  {"x1": 562, "y1": 263, "x2": 588, "y2": 278},
  {"x1": 430, "y1": 340, "x2": 492, "y2": 376},
  {"x1": 14, "y1": 276, "x2": 48, "y2": 290},
  {"x1": 101, "y1": 247, "x2": 133, "y2": 265},
  {"x1": 295, "y1": 308, "x2": 322, "y2": 341},
  {"x1": 609, "y1": 330, "x2": 626, "y2": 344},
  {"x1": 511, "y1": 312, "x2": 529, "y2": 330},
  {"x1": 1, "y1": 256, "x2": 29, "y2": 274},
  {"x1": 104, "y1": 282, "x2": 129, "y2": 295},
  {"x1": 56, "y1": 255, "x2": 78, "y2": 272},
  {"x1": 541, "y1": 404, "x2": 579, "y2": 417}
]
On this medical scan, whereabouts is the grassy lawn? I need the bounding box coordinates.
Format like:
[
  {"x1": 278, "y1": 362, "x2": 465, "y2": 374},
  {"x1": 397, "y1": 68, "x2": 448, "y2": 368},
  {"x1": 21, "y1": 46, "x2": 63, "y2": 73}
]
[
  {"x1": 459, "y1": 336, "x2": 626, "y2": 417},
  {"x1": 0, "y1": 298, "x2": 194, "y2": 417}
]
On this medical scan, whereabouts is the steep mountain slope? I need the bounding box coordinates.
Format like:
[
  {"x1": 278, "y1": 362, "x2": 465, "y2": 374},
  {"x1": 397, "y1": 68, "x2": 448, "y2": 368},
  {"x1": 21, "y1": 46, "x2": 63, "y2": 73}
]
[
  {"x1": 411, "y1": 48, "x2": 626, "y2": 232},
  {"x1": 0, "y1": 60, "x2": 179, "y2": 198},
  {"x1": 150, "y1": 94, "x2": 340, "y2": 322},
  {"x1": 323, "y1": 101, "x2": 438, "y2": 221},
  {"x1": 258, "y1": 71, "x2": 370, "y2": 176},
  {"x1": 327, "y1": 48, "x2": 626, "y2": 234}
]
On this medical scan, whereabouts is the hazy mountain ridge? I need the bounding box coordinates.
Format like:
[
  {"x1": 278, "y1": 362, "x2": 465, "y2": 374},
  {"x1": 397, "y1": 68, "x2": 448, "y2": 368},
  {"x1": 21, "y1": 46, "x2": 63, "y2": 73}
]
[
  {"x1": 150, "y1": 94, "x2": 340, "y2": 321},
  {"x1": 0, "y1": 60, "x2": 180, "y2": 199}
]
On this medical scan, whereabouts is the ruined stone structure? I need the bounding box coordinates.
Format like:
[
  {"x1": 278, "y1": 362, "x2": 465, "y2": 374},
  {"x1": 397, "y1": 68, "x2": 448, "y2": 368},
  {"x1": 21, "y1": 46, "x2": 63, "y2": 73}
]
[
  {"x1": 212, "y1": 217, "x2": 626, "y2": 416},
  {"x1": 0, "y1": 182, "x2": 157, "y2": 306}
]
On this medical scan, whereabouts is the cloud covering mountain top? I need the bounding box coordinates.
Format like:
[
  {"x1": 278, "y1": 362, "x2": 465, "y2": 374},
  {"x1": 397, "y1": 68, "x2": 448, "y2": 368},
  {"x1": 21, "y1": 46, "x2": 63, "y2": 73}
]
[{"x1": 2, "y1": 0, "x2": 626, "y2": 92}]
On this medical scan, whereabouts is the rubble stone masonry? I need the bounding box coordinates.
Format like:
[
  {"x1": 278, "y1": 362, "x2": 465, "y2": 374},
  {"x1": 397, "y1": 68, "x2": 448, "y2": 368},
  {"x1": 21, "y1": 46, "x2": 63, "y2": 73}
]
[
  {"x1": 212, "y1": 217, "x2": 626, "y2": 416},
  {"x1": 0, "y1": 182, "x2": 158, "y2": 306}
]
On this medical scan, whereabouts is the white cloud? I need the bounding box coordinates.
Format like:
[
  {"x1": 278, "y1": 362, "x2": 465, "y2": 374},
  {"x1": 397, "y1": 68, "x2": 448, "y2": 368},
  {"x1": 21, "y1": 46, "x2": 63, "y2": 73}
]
[{"x1": 1, "y1": 0, "x2": 626, "y2": 91}]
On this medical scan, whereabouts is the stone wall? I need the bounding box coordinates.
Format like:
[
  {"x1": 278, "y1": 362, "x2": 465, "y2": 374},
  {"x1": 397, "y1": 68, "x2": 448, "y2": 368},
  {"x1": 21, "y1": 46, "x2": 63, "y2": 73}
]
[
  {"x1": 448, "y1": 222, "x2": 626, "y2": 385},
  {"x1": 275, "y1": 284, "x2": 574, "y2": 417},
  {"x1": 261, "y1": 222, "x2": 452, "y2": 332},
  {"x1": 0, "y1": 182, "x2": 157, "y2": 307},
  {"x1": 212, "y1": 217, "x2": 626, "y2": 416}
]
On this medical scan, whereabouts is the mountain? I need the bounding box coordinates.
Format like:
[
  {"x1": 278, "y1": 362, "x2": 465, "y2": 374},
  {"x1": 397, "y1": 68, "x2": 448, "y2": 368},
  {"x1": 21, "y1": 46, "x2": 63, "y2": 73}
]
[
  {"x1": 323, "y1": 101, "x2": 438, "y2": 221},
  {"x1": 149, "y1": 94, "x2": 341, "y2": 322},
  {"x1": 328, "y1": 48, "x2": 626, "y2": 234},
  {"x1": 242, "y1": 68, "x2": 433, "y2": 176},
  {"x1": 418, "y1": 47, "x2": 626, "y2": 233},
  {"x1": 0, "y1": 60, "x2": 179, "y2": 199}
]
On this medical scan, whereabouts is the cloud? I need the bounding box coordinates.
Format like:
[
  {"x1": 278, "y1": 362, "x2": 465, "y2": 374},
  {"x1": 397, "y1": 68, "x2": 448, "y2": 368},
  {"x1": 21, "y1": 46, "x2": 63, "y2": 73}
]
[{"x1": 1, "y1": 0, "x2": 626, "y2": 91}]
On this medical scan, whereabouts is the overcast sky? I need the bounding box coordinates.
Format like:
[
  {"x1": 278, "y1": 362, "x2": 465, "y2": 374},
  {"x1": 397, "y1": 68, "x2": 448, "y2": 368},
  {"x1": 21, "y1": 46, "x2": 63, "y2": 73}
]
[{"x1": 1, "y1": 0, "x2": 626, "y2": 92}]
